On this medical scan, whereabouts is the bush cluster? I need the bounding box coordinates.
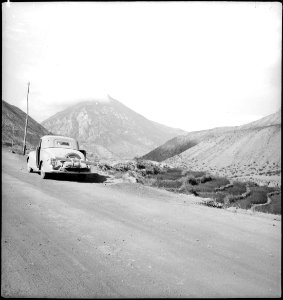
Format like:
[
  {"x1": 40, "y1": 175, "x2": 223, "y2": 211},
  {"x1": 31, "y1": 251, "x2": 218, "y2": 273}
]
[
  {"x1": 187, "y1": 176, "x2": 198, "y2": 185},
  {"x1": 152, "y1": 179, "x2": 182, "y2": 189},
  {"x1": 98, "y1": 162, "x2": 112, "y2": 171},
  {"x1": 184, "y1": 174, "x2": 212, "y2": 186},
  {"x1": 224, "y1": 186, "x2": 251, "y2": 206},
  {"x1": 98, "y1": 159, "x2": 164, "y2": 176},
  {"x1": 255, "y1": 193, "x2": 281, "y2": 215},
  {"x1": 200, "y1": 200, "x2": 223, "y2": 209},
  {"x1": 97, "y1": 160, "x2": 281, "y2": 215},
  {"x1": 113, "y1": 162, "x2": 136, "y2": 172},
  {"x1": 198, "y1": 175, "x2": 212, "y2": 184}
]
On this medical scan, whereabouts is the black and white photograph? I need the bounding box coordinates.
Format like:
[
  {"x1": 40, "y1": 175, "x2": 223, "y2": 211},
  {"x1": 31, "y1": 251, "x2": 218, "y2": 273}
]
[{"x1": 2, "y1": 1, "x2": 281, "y2": 298}]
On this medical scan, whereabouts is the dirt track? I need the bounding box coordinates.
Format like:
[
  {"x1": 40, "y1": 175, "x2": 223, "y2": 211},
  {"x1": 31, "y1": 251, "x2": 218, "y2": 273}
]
[{"x1": 1, "y1": 149, "x2": 281, "y2": 297}]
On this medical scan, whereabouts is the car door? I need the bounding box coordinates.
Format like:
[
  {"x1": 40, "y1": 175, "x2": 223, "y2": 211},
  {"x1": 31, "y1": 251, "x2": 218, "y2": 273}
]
[{"x1": 36, "y1": 139, "x2": 42, "y2": 168}]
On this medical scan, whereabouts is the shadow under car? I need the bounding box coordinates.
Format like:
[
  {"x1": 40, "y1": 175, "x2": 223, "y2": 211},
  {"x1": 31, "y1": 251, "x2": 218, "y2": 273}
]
[{"x1": 37, "y1": 172, "x2": 109, "y2": 183}]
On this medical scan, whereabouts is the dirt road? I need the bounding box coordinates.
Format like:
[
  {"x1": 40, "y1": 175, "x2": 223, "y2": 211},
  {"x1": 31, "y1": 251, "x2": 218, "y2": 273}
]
[{"x1": 1, "y1": 149, "x2": 281, "y2": 297}]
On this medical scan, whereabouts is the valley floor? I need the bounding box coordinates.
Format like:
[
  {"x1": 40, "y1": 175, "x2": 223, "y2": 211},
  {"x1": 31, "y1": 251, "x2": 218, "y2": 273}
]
[{"x1": 1, "y1": 149, "x2": 281, "y2": 297}]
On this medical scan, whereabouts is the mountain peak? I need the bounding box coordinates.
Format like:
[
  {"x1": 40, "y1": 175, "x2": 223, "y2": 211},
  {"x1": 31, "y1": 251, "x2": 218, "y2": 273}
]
[{"x1": 41, "y1": 98, "x2": 186, "y2": 159}]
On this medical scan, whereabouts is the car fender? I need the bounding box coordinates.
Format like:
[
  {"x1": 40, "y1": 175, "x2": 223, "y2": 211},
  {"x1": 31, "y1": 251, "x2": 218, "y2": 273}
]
[
  {"x1": 39, "y1": 149, "x2": 56, "y2": 172},
  {"x1": 27, "y1": 150, "x2": 38, "y2": 171}
]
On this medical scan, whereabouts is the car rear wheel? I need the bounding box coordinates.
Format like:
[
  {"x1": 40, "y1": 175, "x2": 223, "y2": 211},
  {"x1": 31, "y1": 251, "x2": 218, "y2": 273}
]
[{"x1": 27, "y1": 165, "x2": 33, "y2": 173}]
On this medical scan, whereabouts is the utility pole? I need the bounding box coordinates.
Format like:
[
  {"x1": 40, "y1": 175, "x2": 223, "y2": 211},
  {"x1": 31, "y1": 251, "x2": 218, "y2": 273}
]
[
  {"x1": 11, "y1": 125, "x2": 14, "y2": 149},
  {"x1": 22, "y1": 82, "x2": 30, "y2": 155}
]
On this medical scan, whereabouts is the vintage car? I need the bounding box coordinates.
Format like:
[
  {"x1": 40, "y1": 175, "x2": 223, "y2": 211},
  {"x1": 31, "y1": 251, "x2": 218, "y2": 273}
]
[{"x1": 27, "y1": 135, "x2": 93, "y2": 179}]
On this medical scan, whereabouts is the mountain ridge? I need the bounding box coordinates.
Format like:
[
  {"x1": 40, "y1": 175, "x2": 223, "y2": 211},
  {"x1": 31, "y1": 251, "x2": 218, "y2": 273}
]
[
  {"x1": 2, "y1": 100, "x2": 51, "y2": 149},
  {"x1": 238, "y1": 109, "x2": 281, "y2": 129},
  {"x1": 142, "y1": 110, "x2": 281, "y2": 162}
]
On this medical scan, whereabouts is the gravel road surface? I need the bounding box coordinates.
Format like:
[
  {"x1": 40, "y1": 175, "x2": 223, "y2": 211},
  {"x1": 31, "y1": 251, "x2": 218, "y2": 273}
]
[{"x1": 1, "y1": 149, "x2": 281, "y2": 297}]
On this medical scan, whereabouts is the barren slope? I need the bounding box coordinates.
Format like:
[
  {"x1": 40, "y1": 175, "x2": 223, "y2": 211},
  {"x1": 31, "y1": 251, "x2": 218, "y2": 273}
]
[
  {"x1": 1, "y1": 149, "x2": 281, "y2": 297},
  {"x1": 239, "y1": 110, "x2": 281, "y2": 129},
  {"x1": 142, "y1": 127, "x2": 235, "y2": 162}
]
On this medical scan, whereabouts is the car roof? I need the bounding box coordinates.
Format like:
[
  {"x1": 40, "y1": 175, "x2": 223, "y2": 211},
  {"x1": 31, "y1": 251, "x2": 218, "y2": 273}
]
[{"x1": 41, "y1": 135, "x2": 76, "y2": 141}]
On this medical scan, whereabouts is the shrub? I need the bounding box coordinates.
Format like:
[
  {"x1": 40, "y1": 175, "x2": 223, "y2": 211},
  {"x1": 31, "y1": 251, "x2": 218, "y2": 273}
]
[
  {"x1": 192, "y1": 177, "x2": 230, "y2": 193},
  {"x1": 186, "y1": 175, "x2": 198, "y2": 186},
  {"x1": 246, "y1": 181, "x2": 258, "y2": 187},
  {"x1": 143, "y1": 167, "x2": 153, "y2": 174},
  {"x1": 184, "y1": 170, "x2": 206, "y2": 177},
  {"x1": 190, "y1": 188, "x2": 199, "y2": 196},
  {"x1": 231, "y1": 186, "x2": 276, "y2": 210},
  {"x1": 226, "y1": 182, "x2": 247, "y2": 195},
  {"x1": 136, "y1": 161, "x2": 146, "y2": 169},
  {"x1": 198, "y1": 175, "x2": 212, "y2": 184},
  {"x1": 98, "y1": 162, "x2": 112, "y2": 171},
  {"x1": 155, "y1": 168, "x2": 184, "y2": 181},
  {"x1": 203, "y1": 200, "x2": 223, "y2": 209},
  {"x1": 255, "y1": 193, "x2": 281, "y2": 215},
  {"x1": 152, "y1": 179, "x2": 182, "y2": 189},
  {"x1": 113, "y1": 162, "x2": 136, "y2": 172}
]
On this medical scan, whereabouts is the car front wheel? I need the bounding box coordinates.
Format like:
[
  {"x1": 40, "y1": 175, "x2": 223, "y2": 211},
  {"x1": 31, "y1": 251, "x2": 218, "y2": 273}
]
[
  {"x1": 40, "y1": 163, "x2": 48, "y2": 179},
  {"x1": 27, "y1": 165, "x2": 33, "y2": 173}
]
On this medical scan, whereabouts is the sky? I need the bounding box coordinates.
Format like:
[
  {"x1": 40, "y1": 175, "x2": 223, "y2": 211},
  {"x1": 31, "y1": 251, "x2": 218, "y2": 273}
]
[{"x1": 2, "y1": 1, "x2": 282, "y2": 132}]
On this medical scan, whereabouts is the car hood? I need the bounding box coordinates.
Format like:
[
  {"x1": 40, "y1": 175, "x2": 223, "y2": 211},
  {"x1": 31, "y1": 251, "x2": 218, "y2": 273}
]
[{"x1": 42, "y1": 148, "x2": 85, "y2": 159}]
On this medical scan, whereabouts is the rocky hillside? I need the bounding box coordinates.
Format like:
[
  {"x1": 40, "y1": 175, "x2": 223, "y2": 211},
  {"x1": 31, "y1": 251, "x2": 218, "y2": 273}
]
[
  {"x1": 239, "y1": 110, "x2": 281, "y2": 129},
  {"x1": 142, "y1": 126, "x2": 235, "y2": 162},
  {"x1": 143, "y1": 111, "x2": 281, "y2": 187},
  {"x1": 41, "y1": 96, "x2": 186, "y2": 160},
  {"x1": 2, "y1": 100, "x2": 50, "y2": 149}
]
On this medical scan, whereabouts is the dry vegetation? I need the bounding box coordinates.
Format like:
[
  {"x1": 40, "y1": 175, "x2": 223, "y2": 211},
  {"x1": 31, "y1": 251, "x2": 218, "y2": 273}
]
[
  {"x1": 166, "y1": 157, "x2": 281, "y2": 188},
  {"x1": 254, "y1": 193, "x2": 281, "y2": 214},
  {"x1": 97, "y1": 159, "x2": 281, "y2": 215}
]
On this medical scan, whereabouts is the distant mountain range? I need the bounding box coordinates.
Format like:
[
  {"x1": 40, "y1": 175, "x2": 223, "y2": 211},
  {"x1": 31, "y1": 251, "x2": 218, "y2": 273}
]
[
  {"x1": 41, "y1": 96, "x2": 186, "y2": 159},
  {"x1": 2, "y1": 100, "x2": 50, "y2": 148},
  {"x1": 142, "y1": 110, "x2": 281, "y2": 186}
]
